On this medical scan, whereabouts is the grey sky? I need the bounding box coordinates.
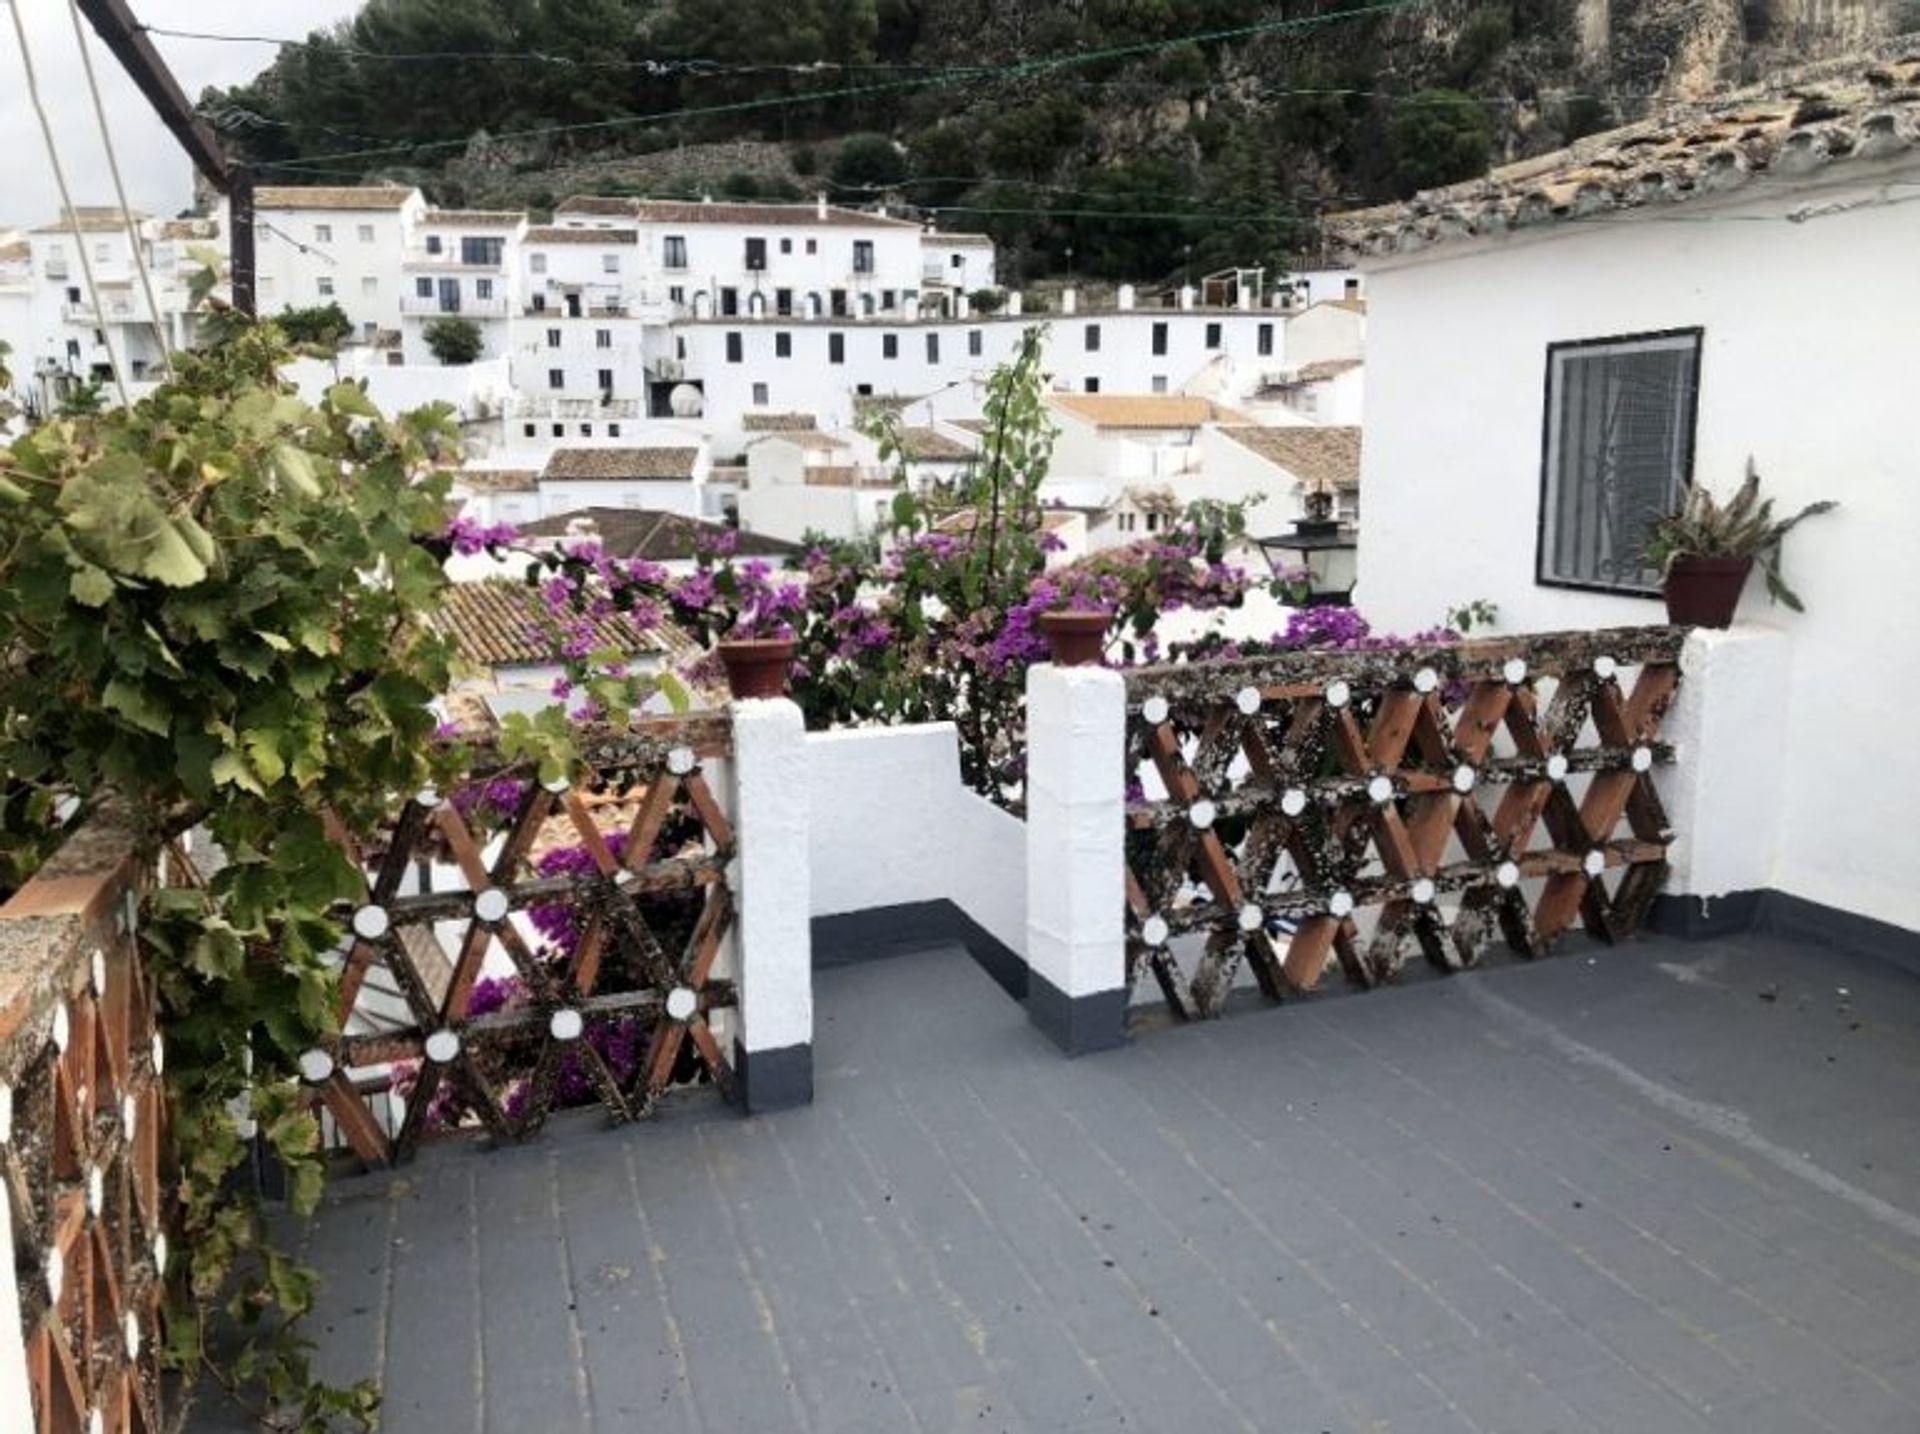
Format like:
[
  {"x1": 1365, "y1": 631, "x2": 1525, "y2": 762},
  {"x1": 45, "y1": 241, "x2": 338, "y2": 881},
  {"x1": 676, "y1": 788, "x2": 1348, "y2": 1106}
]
[{"x1": 2, "y1": 0, "x2": 362, "y2": 229}]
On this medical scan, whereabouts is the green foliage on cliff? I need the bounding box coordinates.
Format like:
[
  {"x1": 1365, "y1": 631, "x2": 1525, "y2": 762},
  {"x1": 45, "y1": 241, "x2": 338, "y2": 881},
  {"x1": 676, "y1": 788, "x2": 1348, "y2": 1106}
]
[{"x1": 203, "y1": 0, "x2": 1773, "y2": 280}]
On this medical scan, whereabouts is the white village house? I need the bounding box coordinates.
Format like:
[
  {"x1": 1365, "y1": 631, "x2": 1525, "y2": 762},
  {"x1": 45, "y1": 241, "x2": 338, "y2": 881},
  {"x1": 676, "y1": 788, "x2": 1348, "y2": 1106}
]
[{"x1": 1334, "y1": 49, "x2": 1920, "y2": 938}]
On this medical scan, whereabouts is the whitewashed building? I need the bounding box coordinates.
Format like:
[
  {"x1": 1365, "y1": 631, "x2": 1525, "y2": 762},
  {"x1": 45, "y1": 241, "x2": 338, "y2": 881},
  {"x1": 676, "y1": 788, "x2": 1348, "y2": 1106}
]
[
  {"x1": 1332, "y1": 50, "x2": 1920, "y2": 936},
  {"x1": 252, "y1": 185, "x2": 425, "y2": 344},
  {"x1": 398, "y1": 210, "x2": 528, "y2": 366}
]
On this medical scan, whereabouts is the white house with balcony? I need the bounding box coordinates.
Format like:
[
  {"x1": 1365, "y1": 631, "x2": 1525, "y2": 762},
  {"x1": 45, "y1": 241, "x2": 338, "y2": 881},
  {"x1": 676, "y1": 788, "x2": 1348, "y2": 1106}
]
[
  {"x1": 1332, "y1": 49, "x2": 1920, "y2": 938},
  {"x1": 1044, "y1": 393, "x2": 1253, "y2": 488},
  {"x1": 251, "y1": 185, "x2": 425, "y2": 345},
  {"x1": 920, "y1": 232, "x2": 997, "y2": 300},
  {"x1": 398, "y1": 210, "x2": 527, "y2": 366}
]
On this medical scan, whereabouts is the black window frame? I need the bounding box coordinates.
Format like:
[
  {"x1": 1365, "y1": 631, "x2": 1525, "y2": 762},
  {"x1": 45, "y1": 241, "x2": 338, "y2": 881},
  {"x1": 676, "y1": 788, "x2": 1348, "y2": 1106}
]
[
  {"x1": 926, "y1": 332, "x2": 940, "y2": 363},
  {"x1": 882, "y1": 333, "x2": 898, "y2": 359},
  {"x1": 968, "y1": 329, "x2": 983, "y2": 357},
  {"x1": 725, "y1": 332, "x2": 744, "y2": 363},
  {"x1": 1151, "y1": 321, "x2": 1168, "y2": 356},
  {"x1": 774, "y1": 331, "x2": 792, "y2": 359},
  {"x1": 852, "y1": 240, "x2": 875, "y2": 273},
  {"x1": 1257, "y1": 323, "x2": 1274, "y2": 357},
  {"x1": 1084, "y1": 323, "x2": 1100, "y2": 352},
  {"x1": 1534, "y1": 326, "x2": 1704, "y2": 598},
  {"x1": 829, "y1": 332, "x2": 845, "y2": 365},
  {"x1": 662, "y1": 235, "x2": 688, "y2": 269},
  {"x1": 1204, "y1": 321, "x2": 1222, "y2": 349},
  {"x1": 745, "y1": 237, "x2": 768, "y2": 271}
]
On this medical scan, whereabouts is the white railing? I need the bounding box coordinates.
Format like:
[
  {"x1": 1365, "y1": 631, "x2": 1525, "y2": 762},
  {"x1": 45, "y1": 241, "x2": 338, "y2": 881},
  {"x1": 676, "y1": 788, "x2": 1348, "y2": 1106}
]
[
  {"x1": 507, "y1": 396, "x2": 640, "y2": 419},
  {"x1": 400, "y1": 294, "x2": 510, "y2": 318}
]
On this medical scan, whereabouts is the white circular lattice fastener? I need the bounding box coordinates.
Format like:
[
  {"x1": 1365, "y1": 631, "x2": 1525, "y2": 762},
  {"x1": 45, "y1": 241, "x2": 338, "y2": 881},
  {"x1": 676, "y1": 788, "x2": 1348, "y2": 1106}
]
[
  {"x1": 1452, "y1": 764, "x2": 1477, "y2": 795},
  {"x1": 90, "y1": 947, "x2": 107, "y2": 998},
  {"x1": 46, "y1": 1248, "x2": 62, "y2": 1303},
  {"x1": 51, "y1": 1002, "x2": 69, "y2": 1054},
  {"x1": 1235, "y1": 685, "x2": 1263, "y2": 716},
  {"x1": 550, "y1": 1008, "x2": 585, "y2": 1042},
  {"x1": 1632, "y1": 745, "x2": 1654, "y2": 773},
  {"x1": 1496, "y1": 861, "x2": 1521, "y2": 889},
  {"x1": 542, "y1": 773, "x2": 572, "y2": 794},
  {"x1": 667, "y1": 745, "x2": 697, "y2": 776},
  {"x1": 1239, "y1": 904, "x2": 1265, "y2": 933},
  {"x1": 151, "y1": 1032, "x2": 165, "y2": 1076},
  {"x1": 1584, "y1": 850, "x2": 1607, "y2": 877},
  {"x1": 1141, "y1": 915, "x2": 1170, "y2": 947},
  {"x1": 1324, "y1": 679, "x2": 1352, "y2": 709},
  {"x1": 87, "y1": 1166, "x2": 104, "y2": 1218},
  {"x1": 1188, "y1": 800, "x2": 1217, "y2": 831},
  {"x1": 297, "y1": 1049, "x2": 335, "y2": 1084},
  {"x1": 351, "y1": 904, "x2": 390, "y2": 941},
  {"x1": 1141, "y1": 695, "x2": 1171, "y2": 726},
  {"x1": 1328, "y1": 891, "x2": 1356, "y2": 919},
  {"x1": 1280, "y1": 788, "x2": 1309, "y2": 818},
  {"x1": 125, "y1": 1311, "x2": 141, "y2": 1360},
  {"x1": 473, "y1": 887, "x2": 511, "y2": 924},
  {"x1": 1413, "y1": 667, "x2": 1440, "y2": 694},
  {"x1": 665, "y1": 987, "x2": 699, "y2": 1022},
  {"x1": 424, "y1": 1029, "x2": 462, "y2": 1064},
  {"x1": 1368, "y1": 775, "x2": 1394, "y2": 804},
  {"x1": 1592, "y1": 655, "x2": 1618, "y2": 681},
  {"x1": 121, "y1": 1094, "x2": 136, "y2": 1141},
  {"x1": 1503, "y1": 658, "x2": 1528, "y2": 686},
  {"x1": 1411, "y1": 878, "x2": 1438, "y2": 906},
  {"x1": 0, "y1": 1084, "x2": 10, "y2": 1145},
  {"x1": 415, "y1": 785, "x2": 442, "y2": 809},
  {"x1": 1546, "y1": 754, "x2": 1571, "y2": 783}
]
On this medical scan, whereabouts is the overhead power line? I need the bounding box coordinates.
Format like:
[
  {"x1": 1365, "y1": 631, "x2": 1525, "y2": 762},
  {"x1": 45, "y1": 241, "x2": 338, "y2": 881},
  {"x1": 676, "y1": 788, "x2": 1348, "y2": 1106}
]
[{"x1": 249, "y1": 0, "x2": 1436, "y2": 171}]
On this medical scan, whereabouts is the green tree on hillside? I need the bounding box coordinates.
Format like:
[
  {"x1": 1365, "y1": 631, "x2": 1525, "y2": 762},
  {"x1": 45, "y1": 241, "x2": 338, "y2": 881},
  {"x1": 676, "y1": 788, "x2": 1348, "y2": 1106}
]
[
  {"x1": 423, "y1": 317, "x2": 484, "y2": 366},
  {"x1": 830, "y1": 133, "x2": 908, "y2": 194},
  {"x1": 1392, "y1": 89, "x2": 1495, "y2": 194}
]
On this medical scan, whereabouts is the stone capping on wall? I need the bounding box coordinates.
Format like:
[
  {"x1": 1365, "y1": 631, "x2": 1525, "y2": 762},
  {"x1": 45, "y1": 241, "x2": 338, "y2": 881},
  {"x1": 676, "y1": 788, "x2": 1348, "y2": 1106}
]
[{"x1": 0, "y1": 807, "x2": 147, "y2": 1084}]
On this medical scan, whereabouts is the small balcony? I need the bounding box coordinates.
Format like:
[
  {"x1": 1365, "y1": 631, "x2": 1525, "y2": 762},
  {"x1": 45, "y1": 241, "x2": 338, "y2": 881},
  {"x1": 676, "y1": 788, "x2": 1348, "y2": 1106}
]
[
  {"x1": 41, "y1": 259, "x2": 68, "y2": 280},
  {"x1": 399, "y1": 294, "x2": 510, "y2": 319},
  {"x1": 61, "y1": 298, "x2": 149, "y2": 325}
]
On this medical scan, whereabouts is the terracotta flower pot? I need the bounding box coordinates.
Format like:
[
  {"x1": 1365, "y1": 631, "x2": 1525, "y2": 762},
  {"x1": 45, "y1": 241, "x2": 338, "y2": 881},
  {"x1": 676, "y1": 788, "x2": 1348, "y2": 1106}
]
[
  {"x1": 1038, "y1": 610, "x2": 1110, "y2": 667},
  {"x1": 717, "y1": 638, "x2": 796, "y2": 699},
  {"x1": 1663, "y1": 556, "x2": 1753, "y2": 628}
]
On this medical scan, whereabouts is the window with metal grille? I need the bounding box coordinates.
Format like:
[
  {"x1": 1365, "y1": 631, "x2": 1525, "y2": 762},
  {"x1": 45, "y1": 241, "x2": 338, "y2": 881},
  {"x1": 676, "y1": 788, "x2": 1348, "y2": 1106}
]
[{"x1": 1537, "y1": 328, "x2": 1702, "y2": 595}]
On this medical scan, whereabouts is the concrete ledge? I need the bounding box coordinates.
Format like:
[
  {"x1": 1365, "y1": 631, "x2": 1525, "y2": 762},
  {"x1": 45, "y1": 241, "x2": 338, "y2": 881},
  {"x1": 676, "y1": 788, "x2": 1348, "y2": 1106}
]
[
  {"x1": 1026, "y1": 971, "x2": 1127, "y2": 1056},
  {"x1": 1653, "y1": 888, "x2": 1920, "y2": 980},
  {"x1": 735, "y1": 1040, "x2": 814, "y2": 1114},
  {"x1": 812, "y1": 900, "x2": 1027, "y2": 1002}
]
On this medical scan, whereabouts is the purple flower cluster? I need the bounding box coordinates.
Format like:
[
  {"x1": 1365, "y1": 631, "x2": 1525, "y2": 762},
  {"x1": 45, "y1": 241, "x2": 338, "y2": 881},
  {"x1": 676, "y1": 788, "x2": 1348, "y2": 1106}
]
[{"x1": 443, "y1": 514, "x2": 520, "y2": 556}]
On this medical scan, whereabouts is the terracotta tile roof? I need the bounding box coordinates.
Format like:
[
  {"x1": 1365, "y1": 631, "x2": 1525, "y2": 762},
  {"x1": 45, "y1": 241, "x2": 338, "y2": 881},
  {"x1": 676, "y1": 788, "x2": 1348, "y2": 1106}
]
[
  {"x1": 750, "y1": 430, "x2": 847, "y2": 452},
  {"x1": 896, "y1": 426, "x2": 973, "y2": 461},
  {"x1": 555, "y1": 195, "x2": 923, "y2": 230},
  {"x1": 1048, "y1": 394, "x2": 1250, "y2": 430},
  {"x1": 541, "y1": 447, "x2": 700, "y2": 481},
  {"x1": 524, "y1": 226, "x2": 638, "y2": 245},
  {"x1": 950, "y1": 418, "x2": 989, "y2": 433},
  {"x1": 806, "y1": 466, "x2": 894, "y2": 488},
  {"x1": 428, "y1": 578, "x2": 663, "y2": 667},
  {"x1": 0, "y1": 239, "x2": 30, "y2": 262},
  {"x1": 423, "y1": 210, "x2": 526, "y2": 228},
  {"x1": 935, "y1": 507, "x2": 1078, "y2": 537},
  {"x1": 1295, "y1": 359, "x2": 1363, "y2": 383},
  {"x1": 518, "y1": 507, "x2": 803, "y2": 561},
  {"x1": 852, "y1": 394, "x2": 920, "y2": 420},
  {"x1": 30, "y1": 207, "x2": 142, "y2": 235},
  {"x1": 741, "y1": 412, "x2": 817, "y2": 431},
  {"x1": 254, "y1": 185, "x2": 417, "y2": 212},
  {"x1": 1218, "y1": 425, "x2": 1362, "y2": 489},
  {"x1": 456, "y1": 468, "x2": 540, "y2": 494},
  {"x1": 925, "y1": 232, "x2": 994, "y2": 248},
  {"x1": 1328, "y1": 50, "x2": 1920, "y2": 260}
]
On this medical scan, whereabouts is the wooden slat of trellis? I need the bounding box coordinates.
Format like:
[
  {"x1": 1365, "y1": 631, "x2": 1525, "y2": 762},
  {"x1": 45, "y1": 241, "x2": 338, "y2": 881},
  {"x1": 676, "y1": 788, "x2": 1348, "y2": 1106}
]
[{"x1": 1121, "y1": 629, "x2": 1686, "y2": 1027}]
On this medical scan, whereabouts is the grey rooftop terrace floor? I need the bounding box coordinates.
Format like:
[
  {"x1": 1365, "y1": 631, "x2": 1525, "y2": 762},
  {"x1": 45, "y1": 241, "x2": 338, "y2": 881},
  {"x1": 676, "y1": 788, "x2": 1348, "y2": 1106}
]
[{"x1": 196, "y1": 930, "x2": 1920, "y2": 1433}]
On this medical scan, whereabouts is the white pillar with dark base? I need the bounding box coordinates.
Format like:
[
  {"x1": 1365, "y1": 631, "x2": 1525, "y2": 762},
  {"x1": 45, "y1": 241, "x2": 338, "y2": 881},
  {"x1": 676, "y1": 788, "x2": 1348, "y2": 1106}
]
[
  {"x1": 1025, "y1": 664, "x2": 1129, "y2": 1053},
  {"x1": 729, "y1": 697, "x2": 815, "y2": 1109}
]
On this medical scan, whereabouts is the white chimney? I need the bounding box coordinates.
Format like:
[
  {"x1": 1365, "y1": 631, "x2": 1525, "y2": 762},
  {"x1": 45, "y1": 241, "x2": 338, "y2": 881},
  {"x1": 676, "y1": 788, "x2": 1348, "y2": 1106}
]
[
  {"x1": 1237, "y1": 286, "x2": 1252, "y2": 312},
  {"x1": 1117, "y1": 284, "x2": 1135, "y2": 311},
  {"x1": 1007, "y1": 293, "x2": 1024, "y2": 317},
  {"x1": 816, "y1": 192, "x2": 828, "y2": 221},
  {"x1": 1061, "y1": 288, "x2": 1077, "y2": 315},
  {"x1": 1179, "y1": 285, "x2": 1196, "y2": 311},
  {"x1": 956, "y1": 292, "x2": 971, "y2": 319}
]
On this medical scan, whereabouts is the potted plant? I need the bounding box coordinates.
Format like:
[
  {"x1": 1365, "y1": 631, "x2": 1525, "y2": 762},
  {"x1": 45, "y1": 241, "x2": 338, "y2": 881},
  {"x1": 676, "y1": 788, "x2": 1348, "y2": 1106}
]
[
  {"x1": 1035, "y1": 571, "x2": 1115, "y2": 667},
  {"x1": 1647, "y1": 461, "x2": 1835, "y2": 628}
]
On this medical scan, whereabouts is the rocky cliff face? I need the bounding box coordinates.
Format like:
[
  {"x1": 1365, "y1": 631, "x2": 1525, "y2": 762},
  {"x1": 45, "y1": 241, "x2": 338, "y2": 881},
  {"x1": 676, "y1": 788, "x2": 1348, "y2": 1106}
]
[{"x1": 1580, "y1": 0, "x2": 1897, "y2": 98}]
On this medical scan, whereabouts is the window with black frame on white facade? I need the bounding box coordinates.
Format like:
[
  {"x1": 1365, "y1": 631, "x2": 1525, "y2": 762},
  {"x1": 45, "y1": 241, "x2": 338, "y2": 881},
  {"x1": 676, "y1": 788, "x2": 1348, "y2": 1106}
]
[{"x1": 1537, "y1": 329, "x2": 1701, "y2": 596}]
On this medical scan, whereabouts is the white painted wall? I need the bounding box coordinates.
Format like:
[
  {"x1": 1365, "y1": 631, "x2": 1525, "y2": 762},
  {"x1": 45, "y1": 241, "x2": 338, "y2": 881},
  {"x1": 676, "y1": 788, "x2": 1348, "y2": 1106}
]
[
  {"x1": 738, "y1": 480, "x2": 891, "y2": 545},
  {"x1": 1356, "y1": 160, "x2": 1920, "y2": 932},
  {"x1": 806, "y1": 724, "x2": 1026, "y2": 959},
  {"x1": 1282, "y1": 302, "x2": 1365, "y2": 368},
  {"x1": 253, "y1": 191, "x2": 424, "y2": 339}
]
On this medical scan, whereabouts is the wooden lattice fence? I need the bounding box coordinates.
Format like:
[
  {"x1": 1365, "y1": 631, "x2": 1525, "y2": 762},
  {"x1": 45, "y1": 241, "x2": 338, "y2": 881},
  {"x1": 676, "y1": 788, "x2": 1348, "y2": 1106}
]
[
  {"x1": 1122, "y1": 626, "x2": 1685, "y2": 1022},
  {"x1": 302, "y1": 713, "x2": 741, "y2": 1166}
]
